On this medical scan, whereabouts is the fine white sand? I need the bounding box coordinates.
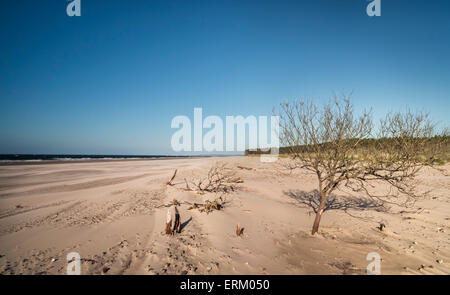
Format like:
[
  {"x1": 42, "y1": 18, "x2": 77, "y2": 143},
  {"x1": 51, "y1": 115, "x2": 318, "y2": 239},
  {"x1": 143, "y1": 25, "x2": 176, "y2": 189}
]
[{"x1": 0, "y1": 156, "x2": 449, "y2": 274}]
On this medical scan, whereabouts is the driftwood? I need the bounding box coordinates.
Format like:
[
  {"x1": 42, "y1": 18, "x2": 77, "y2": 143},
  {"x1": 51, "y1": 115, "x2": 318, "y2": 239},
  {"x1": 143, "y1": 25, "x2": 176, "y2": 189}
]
[
  {"x1": 165, "y1": 209, "x2": 173, "y2": 235},
  {"x1": 187, "y1": 197, "x2": 225, "y2": 214},
  {"x1": 237, "y1": 165, "x2": 253, "y2": 170},
  {"x1": 236, "y1": 224, "x2": 244, "y2": 236},
  {"x1": 166, "y1": 169, "x2": 178, "y2": 186},
  {"x1": 188, "y1": 162, "x2": 242, "y2": 194},
  {"x1": 173, "y1": 206, "x2": 181, "y2": 234},
  {"x1": 184, "y1": 178, "x2": 193, "y2": 191}
]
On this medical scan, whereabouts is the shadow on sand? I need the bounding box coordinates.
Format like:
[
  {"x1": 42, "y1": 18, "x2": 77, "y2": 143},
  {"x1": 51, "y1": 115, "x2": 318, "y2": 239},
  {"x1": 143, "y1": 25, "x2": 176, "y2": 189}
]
[
  {"x1": 284, "y1": 190, "x2": 387, "y2": 214},
  {"x1": 180, "y1": 216, "x2": 192, "y2": 231}
]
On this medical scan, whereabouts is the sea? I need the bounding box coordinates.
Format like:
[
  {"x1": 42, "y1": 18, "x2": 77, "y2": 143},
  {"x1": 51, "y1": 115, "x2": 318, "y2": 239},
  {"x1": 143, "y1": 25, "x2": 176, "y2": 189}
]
[{"x1": 0, "y1": 154, "x2": 192, "y2": 164}]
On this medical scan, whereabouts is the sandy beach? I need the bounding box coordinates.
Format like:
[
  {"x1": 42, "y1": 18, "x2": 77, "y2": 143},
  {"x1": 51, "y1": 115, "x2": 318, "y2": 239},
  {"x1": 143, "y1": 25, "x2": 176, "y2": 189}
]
[{"x1": 0, "y1": 156, "x2": 449, "y2": 275}]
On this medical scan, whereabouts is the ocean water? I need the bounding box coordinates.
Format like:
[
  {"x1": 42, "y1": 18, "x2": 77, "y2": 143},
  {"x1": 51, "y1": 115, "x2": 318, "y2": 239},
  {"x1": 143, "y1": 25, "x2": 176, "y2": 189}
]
[{"x1": 0, "y1": 154, "x2": 188, "y2": 163}]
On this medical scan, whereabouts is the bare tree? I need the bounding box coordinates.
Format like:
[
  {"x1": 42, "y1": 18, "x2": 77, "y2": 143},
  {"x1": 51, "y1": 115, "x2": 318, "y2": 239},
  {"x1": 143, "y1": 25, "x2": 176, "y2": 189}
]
[{"x1": 279, "y1": 94, "x2": 445, "y2": 235}]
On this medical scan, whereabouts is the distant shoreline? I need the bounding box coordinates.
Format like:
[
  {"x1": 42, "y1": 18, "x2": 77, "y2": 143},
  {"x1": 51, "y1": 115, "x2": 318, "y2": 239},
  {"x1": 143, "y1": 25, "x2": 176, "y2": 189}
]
[{"x1": 0, "y1": 154, "x2": 237, "y2": 166}]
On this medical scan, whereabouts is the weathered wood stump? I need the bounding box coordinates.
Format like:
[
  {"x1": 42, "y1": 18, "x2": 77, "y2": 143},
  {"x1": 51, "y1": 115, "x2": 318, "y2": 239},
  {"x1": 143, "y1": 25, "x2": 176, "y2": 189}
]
[
  {"x1": 173, "y1": 206, "x2": 181, "y2": 234},
  {"x1": 236, "y1": 223, "x2": 244, "y2": 237},
  {"x1": 165, "y1": 209, "x2": 173, "y2": 235}
]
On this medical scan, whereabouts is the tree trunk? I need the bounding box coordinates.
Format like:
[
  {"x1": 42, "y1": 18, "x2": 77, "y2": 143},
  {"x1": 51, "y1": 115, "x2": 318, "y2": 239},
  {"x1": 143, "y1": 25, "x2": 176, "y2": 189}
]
[{"x1": 311, "y1": 193, "x2": 327, "y2": 235}]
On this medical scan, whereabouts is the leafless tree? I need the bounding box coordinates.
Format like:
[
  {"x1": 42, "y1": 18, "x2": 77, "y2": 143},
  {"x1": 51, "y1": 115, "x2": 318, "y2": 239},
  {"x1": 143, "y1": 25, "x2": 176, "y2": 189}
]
[{"x1": 279, "y1": 94, "x2": 446, "y2": 235}]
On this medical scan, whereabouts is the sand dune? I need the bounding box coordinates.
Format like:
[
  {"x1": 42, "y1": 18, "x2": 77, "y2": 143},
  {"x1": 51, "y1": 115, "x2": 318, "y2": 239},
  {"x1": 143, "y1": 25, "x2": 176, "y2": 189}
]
[{"x1": 0, "y1": 157, "x2": 449, "y2": 274}]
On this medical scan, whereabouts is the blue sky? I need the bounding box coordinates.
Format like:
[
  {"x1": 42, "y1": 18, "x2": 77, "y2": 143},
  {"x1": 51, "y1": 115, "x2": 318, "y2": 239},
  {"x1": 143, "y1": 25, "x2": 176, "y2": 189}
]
[{"x1": 0, "y1": 0, "x2": 449, "y2": 155}]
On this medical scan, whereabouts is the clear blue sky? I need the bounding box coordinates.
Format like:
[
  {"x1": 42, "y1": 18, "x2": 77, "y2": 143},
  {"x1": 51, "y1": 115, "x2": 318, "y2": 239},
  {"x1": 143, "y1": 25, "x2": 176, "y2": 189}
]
[{"x1": 1, "y1": 0, "x2": 449, "y2": 155}]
